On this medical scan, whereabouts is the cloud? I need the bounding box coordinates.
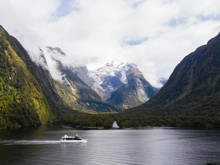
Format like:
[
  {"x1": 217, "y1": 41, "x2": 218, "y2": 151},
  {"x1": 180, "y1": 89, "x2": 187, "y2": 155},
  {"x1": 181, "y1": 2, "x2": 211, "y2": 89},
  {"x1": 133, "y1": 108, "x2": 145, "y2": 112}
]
[{"x1": 1, "y1": 0, "x2": 220, "y2": 87}]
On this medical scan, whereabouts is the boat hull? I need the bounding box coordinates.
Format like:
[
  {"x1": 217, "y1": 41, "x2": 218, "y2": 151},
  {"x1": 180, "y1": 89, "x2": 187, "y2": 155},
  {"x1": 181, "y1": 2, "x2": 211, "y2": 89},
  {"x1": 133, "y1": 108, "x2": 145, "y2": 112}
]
[{"x1": 60, "y1": 139, "x2": 88, "y2": 143}]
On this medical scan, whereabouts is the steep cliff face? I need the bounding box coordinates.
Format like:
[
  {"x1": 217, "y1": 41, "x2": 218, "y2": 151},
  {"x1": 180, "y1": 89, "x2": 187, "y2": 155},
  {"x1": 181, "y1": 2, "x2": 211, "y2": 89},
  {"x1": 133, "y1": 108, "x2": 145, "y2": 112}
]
[
  {"x1": 42, "y1": 47, "x2": 118, "y2": 112},
  {"x1": 131, "y1": 32, "x2": 220, "y2": 114},
  {"x1": 0, "y1": 26, "x2": 119, "y2": 129},
  {"x1": 73, "y1": 62, "x2": 159, "y2": 109},
  {"x1": 74, "y1": 62, "x2": 131, "y2": 99},
  {"x1": 108, "y1": 66, "x2": 158, "y2": 109},
  {"x1": 0, "y1": 26, "x2": 53, "y2": 129}
]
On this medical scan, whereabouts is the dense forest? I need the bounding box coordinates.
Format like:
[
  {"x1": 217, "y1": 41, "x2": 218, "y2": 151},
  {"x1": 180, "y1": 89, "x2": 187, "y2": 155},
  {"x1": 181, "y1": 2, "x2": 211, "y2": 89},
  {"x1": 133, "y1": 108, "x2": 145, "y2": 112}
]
[{"x1": 49, "y1": 109, "x2": 220, "y2": 130}]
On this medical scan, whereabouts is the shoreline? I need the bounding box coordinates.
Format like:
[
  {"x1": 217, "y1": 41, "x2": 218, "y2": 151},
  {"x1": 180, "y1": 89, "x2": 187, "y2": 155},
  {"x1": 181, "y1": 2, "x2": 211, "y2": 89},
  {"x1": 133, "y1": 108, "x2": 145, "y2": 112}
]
[{"x1": 2, "y1": 125, "x2": 220, "y2": 131}]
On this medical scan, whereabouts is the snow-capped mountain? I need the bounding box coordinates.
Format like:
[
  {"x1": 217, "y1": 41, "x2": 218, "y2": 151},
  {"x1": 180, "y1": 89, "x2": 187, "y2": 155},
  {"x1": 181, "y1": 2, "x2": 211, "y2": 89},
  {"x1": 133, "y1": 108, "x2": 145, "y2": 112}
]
[
  {"x1": 38, "y1": 47, "x2": 119, "y2": 112},
  {"x1": 88, "y1": 62, "x2": 138, "y2": 99},
  {"x1": 74, "y1": 62, "x2": 141, "y2": 99},
  {"x1": 73, "y1": 62, "x2": 159, "y2": 109},
  {"x1": 107, "y1": 64, "x2": 159, "y2": 109},
  {"x1": 41, "y1": 46, "x2": 161, "y2": 109}
]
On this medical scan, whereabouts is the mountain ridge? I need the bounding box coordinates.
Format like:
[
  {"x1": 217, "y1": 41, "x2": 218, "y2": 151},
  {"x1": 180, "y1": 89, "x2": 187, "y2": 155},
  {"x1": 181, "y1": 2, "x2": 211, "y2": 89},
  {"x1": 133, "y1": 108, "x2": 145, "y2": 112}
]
[
  {"x1": 42, "y1": 47, "x2": 119, "y2": 112},
  {"x1": 74, "y1": 62, "x2": 159, "y2": 108},
  {"x1": 128, "y1": 32, "x2": 220, "y2": 114},
  {"x1": 108, "y1": 64, "x2": 159, "y2": 109}
]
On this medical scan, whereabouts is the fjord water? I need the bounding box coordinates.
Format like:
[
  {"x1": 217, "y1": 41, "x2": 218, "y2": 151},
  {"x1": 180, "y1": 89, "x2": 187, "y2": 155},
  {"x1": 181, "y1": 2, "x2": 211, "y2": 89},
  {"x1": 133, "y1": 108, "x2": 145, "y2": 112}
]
[{"x1": 0, "y1": 128, "x2": 220, "y2": 165}]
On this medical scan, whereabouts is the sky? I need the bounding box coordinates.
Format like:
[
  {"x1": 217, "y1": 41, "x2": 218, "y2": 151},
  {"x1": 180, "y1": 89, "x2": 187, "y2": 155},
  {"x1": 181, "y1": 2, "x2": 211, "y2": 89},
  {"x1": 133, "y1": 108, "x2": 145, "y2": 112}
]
[{"x1": 1, "y1": 0, "x2": 220, "y2": 87}]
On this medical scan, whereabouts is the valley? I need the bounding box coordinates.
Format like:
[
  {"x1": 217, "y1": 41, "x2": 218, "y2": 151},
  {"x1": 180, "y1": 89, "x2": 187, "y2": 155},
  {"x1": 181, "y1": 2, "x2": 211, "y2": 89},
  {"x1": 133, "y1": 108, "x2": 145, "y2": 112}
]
[{"x1": 0, "y1": 25, "x2": 220, "y2": 130}]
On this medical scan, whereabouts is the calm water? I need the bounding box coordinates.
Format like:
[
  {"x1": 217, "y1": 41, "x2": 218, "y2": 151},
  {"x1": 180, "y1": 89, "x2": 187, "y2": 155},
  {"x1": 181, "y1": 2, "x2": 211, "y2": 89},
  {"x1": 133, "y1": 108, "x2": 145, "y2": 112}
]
[{"x1": 0, "y1": 127, "x2": 220, "y2": 165}]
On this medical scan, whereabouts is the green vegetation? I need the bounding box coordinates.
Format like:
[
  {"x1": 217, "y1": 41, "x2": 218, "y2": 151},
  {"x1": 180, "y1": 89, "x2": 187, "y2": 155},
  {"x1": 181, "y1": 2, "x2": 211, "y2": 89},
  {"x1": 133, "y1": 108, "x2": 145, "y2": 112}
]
[
  {"x1": 53, "y1": 61, "x2": 119, "y2": 112},
  {"x1": 52, "y1": 112, "x2": 115, "y2": 129},
  {"x1": 123, "y1": 29, "x2": 220, "y2": 128},
  {"x1": 0, "y1": 26, "x2": 118, "y2": 129},
  {"x1": 54, "y1": 80, "x2": 118, "y2": 113},
  {"x1": 115, "y1": 111, "x2": 220, "y2": 129},
  {"x1": 1, "y1": 25, "x2": 220, "y2": 130},
  {"x1": 49, "y1": 109, "x2": 220, "y2": 129},
  {"x1": 0, "y1": 26, "x2": 52, "y2": 129}
]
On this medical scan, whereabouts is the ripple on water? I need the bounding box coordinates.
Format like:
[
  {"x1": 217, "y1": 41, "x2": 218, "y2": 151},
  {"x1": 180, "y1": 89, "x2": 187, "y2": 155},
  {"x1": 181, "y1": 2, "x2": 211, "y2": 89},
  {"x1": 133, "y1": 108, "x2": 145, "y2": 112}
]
[{"x1": 0, "y1": 128, "x2": 220, "y2": 165}]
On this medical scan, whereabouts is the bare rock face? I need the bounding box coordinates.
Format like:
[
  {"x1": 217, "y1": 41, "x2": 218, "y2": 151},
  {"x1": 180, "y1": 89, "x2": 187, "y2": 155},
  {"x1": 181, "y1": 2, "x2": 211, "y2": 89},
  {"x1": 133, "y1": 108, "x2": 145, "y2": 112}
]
[
  {"x1": 107, "y1": 65, "x2": 159, "y2": 109},
  {"x1": 73, "y1": 62, "x2": 159, "y2": 109},
  {"x1": 41, "y1": 47, "x2": 119, "y2": 112}
]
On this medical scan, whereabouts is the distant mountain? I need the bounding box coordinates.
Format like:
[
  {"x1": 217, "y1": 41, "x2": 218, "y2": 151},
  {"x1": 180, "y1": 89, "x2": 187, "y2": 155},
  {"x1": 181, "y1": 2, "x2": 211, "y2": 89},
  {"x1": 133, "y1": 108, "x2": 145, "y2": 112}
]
[
  {"x1": 86, "y1": 62, "x2": 131, "y2": 99},
  {"x1": 74, "y1": 62, "x2": 159, "y2": 109},
  {"x1": 43, "y1": 47, "x2": 118, "y2": 112},
  {"x1": 130, "y1": 32, "x2": 220, "y2": 114},
  {"x1": 108, "y1": 65, "x2": 159, "y2": 109}
]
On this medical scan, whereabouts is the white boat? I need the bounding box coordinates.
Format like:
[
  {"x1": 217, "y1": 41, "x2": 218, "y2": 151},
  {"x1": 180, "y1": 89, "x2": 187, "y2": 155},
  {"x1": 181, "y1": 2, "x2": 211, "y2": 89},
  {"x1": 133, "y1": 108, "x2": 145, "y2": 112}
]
[{"x1": 60, "y1": 134, "x2": 87, "y2": 143}]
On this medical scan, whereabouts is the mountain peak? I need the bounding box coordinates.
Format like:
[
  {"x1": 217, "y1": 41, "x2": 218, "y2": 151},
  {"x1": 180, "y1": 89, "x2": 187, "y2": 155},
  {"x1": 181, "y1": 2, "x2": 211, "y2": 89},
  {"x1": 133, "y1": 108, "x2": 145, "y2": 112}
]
[
  {"x1": 107, "y1": 66, "x2": 159, "y2": 109},
  {"x1": 73, "y1": 61, "x2": 159, "y2": 107},
  {"x1": 46, "y1": 46, "x2": 66, "y2": 56}
]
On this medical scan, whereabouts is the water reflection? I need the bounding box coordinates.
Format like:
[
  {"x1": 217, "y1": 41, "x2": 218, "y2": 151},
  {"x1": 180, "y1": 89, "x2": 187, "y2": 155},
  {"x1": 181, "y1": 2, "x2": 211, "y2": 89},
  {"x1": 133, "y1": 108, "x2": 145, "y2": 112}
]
[{"x1": 0, "y1": 128, "x2": 220, "y2": 165}]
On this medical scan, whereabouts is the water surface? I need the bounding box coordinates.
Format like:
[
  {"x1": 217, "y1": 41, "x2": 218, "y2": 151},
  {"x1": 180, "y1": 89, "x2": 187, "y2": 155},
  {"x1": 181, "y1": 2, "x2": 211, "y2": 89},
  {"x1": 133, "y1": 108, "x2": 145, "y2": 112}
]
[{"x1": 0, "y1": 127, "x2": 220, "y2": 165}]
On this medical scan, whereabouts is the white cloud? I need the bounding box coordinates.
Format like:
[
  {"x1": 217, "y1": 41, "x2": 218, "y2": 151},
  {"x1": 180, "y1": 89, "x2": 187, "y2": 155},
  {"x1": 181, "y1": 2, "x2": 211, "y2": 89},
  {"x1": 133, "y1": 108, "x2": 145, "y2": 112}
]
[{"x1": 1, "y1": 0, "x2": 220, "y2": 87}]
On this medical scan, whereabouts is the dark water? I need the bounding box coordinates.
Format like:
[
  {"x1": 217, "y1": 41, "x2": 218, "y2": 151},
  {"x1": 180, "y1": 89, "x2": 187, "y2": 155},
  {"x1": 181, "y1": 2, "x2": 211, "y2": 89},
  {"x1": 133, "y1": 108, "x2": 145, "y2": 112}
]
[{"x1": 0, "y1": 127, "x2": 220, "y2": 165}]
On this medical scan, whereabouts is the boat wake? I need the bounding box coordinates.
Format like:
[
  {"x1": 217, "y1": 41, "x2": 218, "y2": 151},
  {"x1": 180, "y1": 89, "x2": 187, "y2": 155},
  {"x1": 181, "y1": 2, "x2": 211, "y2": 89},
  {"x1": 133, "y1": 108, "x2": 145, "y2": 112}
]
[{"x1": 0, "y1": 140, "x2": 61, "y2": 145}]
